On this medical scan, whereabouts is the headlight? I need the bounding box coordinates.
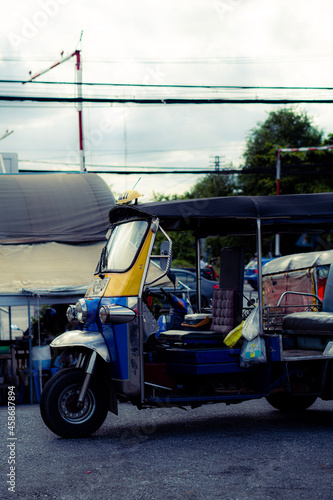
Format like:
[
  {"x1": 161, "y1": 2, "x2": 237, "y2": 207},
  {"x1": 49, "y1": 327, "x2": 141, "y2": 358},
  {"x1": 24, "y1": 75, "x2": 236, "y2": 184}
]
[
  {"x1": 66, "y1": 305, "x2": 76, "y2": 323},
  {"x1": 75, "y1": 299, "x2": 88, "y2": 323},
  {"x1": 99, "y1": 305, "x2": 109, "y2": 324}
]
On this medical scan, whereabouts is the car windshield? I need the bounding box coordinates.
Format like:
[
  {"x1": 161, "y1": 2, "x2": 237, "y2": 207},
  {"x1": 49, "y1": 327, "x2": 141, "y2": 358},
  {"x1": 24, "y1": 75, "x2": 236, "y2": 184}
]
[{"x1": 102, "y1": 220, "x2": 149, "y2": 272}]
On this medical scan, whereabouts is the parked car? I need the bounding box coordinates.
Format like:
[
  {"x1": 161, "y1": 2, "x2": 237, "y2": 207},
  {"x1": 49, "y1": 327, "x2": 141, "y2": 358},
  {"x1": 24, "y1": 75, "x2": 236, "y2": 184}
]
[
  {"x1": 244, "y1": 257, "x2": 275, "y2": 290},
  {"x1": 171, "y1": 268, "x2": 219, "y2": 309},
  {"x1": 185, "y1": 266, "x2": 219, "y2": 281}
]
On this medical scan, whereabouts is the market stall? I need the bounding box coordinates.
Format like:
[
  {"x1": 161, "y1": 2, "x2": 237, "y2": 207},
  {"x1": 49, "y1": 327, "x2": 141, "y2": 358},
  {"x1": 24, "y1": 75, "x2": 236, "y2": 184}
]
[{"x1": 0, "y1": 173, "x2": 115, "y2": 403}]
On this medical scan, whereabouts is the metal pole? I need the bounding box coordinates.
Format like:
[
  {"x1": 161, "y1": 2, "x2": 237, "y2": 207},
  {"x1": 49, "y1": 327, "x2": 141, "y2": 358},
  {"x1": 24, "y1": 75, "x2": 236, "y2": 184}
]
[
  {"x1": 75, "y1": 50, "x2": 86, "y2": 173},
  {"x1": 195, "y1": 237, "x2": 202, "y2": 312},
  {"x1": 256, "y1": 219, "x2": 264, "y2": 335},
  {"x1": 275, "y1": 149, "x2": 281, "y2": 256},
  {"x1": 8, "y1": 307, "x2": 12, "y2": 341},
  {"x1": 276, "y1": 149, "x2": 281, "y2": 196},
  {"x1": 24, "y1": 52, "x2": 76, "y2": 83},
  {"x1": 28, "y1": 298, "x2": 33, "y2": 404},
  {"x1": 23, "y1": 42, "x2": 86, "y2": 173},
  {"x1": 0, "y1": 130, "x2": 14, "y2": 141}
]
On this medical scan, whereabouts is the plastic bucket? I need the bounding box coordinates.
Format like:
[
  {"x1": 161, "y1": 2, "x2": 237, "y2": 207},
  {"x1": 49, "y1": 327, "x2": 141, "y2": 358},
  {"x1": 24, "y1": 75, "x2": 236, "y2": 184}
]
[{"x1": 31, "y1": 345, "x2": 51, "y2": 370}]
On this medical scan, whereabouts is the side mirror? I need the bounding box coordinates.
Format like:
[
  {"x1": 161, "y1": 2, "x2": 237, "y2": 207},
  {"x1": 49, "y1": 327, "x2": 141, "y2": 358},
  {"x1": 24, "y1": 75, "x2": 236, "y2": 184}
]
[{"x1": 160, "y1": 241, "x2": 172, "y2": 271}]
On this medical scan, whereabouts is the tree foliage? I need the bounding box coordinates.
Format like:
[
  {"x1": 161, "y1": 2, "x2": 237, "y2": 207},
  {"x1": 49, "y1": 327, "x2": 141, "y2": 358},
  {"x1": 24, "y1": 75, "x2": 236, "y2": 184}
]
[
  {"x1": 152, "y1": 107, "x2": 333, "y2": 262},
  {"x1": 184, "y1": 172, "x2": 234, "y2": 199},
  {"x1": 240, "y1": 107, "x2": 333, "y2": 196},
  {"x1": 244, "y1": 107, "x2": 323, "y2": 167},
  {"x1": 153, "y1": 174, "x2": 235, "y2": 265}
]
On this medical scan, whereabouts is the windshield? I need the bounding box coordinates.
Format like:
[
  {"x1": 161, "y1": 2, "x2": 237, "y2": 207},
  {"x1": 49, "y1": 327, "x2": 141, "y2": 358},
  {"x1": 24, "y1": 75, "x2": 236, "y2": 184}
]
[{"x1": 101, "y1": 220, "x2": 149, "y2": 272}]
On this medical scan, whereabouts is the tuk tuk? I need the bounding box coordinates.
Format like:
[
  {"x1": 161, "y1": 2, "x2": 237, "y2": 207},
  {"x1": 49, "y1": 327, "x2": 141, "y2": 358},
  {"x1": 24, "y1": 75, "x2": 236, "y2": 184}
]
[{"x1": 40, "y1": 192, "x2": 333, "y2": 438}]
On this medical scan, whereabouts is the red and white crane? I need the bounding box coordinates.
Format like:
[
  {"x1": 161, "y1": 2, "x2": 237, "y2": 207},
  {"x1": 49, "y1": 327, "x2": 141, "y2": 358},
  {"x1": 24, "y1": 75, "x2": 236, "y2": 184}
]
[{"x1": 24, "y1": 38, "x2": 86, "y2": 173}]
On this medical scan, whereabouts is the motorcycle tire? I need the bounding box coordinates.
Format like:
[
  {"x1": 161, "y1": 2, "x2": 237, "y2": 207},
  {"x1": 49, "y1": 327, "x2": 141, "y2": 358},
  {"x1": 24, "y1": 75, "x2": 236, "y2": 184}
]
[
  {"x1": 265, "y1": 393, "x2": 317, "y2": 412},
  {"x1": 40, "y1": 367, "x2": 109, "y2": 438}
]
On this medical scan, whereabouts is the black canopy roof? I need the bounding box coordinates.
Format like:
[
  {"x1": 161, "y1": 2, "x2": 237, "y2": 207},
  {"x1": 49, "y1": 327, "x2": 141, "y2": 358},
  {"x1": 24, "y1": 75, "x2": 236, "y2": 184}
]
[{"x1": 109, "y1": 193, "x2": 333, "y2": 237}]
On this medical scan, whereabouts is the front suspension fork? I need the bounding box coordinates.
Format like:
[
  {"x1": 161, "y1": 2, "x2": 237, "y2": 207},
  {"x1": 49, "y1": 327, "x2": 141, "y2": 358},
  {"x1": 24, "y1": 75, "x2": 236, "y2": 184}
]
[{"x1": 77, "y1": 350, "x2": 97, "y2": 407}]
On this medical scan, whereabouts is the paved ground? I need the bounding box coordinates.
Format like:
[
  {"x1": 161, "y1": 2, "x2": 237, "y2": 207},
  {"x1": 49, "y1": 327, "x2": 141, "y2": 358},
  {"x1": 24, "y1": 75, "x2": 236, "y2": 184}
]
[{"x1": 1, "y1": 397, "x2": 333, "y2": 500}]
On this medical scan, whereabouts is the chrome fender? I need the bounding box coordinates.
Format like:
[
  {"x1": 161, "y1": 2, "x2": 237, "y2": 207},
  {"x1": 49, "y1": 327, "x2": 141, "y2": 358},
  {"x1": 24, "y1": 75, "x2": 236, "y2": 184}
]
[{"x1": 50, "y1": 330, "x2": 110, "y2": 363}]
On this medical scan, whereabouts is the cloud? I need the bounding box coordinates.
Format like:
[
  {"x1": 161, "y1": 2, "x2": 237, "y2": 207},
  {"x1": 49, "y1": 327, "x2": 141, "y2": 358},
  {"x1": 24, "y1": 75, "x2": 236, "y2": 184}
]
[{"x1": 1, "y1": 0, "x2": 333, "y2": 200}]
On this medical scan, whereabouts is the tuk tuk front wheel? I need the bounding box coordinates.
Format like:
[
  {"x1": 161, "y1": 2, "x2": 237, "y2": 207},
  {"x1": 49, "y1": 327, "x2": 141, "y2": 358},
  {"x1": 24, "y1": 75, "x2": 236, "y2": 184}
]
[
  {"x1": 40, "y1": 367, "x2": 108, "y2": 438},
  {"x1": 265, "y1": 393, "x2": 317, "y2": 412}
]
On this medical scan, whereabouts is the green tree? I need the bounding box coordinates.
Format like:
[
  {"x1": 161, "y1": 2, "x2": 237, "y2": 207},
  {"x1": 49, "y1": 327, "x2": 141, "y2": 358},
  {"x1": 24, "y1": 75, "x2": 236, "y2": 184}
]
[
  {"x1": 184, "y1": 172, "x2": 234, "y2": 199},
  {"x1": 153, "y1": 173, "x2": 235, "y2": 266},
  {"x1": 240, "y1": 107, "x2": 333, "y2": 196},
  {"x1": 184, "y1": 172, "x2": 239, "y2": 266}
]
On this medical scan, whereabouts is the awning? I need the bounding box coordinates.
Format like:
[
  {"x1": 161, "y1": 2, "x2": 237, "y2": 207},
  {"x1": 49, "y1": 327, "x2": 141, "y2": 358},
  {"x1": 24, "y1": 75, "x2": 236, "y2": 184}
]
[{"x1": 0, "y1": 242, "x2": 104, "y2": 295}]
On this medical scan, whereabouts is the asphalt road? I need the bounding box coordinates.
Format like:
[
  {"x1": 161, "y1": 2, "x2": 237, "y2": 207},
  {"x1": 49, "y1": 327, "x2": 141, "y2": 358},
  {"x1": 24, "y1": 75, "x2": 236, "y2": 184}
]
[{"x1": 1, "y1": 397, "x2": 333, "y2": 500}]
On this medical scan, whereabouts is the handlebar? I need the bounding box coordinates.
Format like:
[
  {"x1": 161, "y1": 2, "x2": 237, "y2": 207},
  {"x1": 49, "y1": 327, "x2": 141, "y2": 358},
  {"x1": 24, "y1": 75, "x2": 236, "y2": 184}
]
[{"x1": 160, "y1": 287, "x2": 175, "y2": 305}]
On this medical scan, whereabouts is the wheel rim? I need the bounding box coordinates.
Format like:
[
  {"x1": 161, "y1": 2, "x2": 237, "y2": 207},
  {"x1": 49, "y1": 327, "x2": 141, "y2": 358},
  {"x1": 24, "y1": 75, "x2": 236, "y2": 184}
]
[{"x1": 58, "y1": 384, "x2": 96, "y2": 424}]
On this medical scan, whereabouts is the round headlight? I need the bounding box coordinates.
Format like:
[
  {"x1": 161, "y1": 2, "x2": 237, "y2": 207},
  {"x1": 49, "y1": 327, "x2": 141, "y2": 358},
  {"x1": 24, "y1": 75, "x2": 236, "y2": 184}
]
[
  {"x1": 99, "y1": 305, "x2": 109, "y2": 324},
  {"x1": 75, "y1": 299, "x2": 88, "y2": 323},
  {"x1": 66, "y1": 305, "x2": 76, "y2": 323}
]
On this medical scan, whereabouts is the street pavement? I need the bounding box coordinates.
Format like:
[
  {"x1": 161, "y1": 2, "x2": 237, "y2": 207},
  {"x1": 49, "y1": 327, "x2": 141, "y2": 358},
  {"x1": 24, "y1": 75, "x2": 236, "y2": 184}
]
[{"x1": 1, "y1": 397, "x2": 333, "y2": 500}]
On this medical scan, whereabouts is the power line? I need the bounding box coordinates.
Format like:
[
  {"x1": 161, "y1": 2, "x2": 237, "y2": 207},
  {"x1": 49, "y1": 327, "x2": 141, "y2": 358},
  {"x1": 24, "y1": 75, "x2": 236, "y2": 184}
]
[
  {"x1": 2, "y1": 95, "x2": 333, "y2": 104},
  {"x1": 2, "y1": 53, "x2": 333, "y2": 64},
  {"x1": 17, "y1": 168, "x2": 217, "y2": 175},
  {"x1": 18, "y1": 161, "x2": 226, "y2": 173},
  {"x1": 3, "y1": 79, "x2": 333, "y2": 91},
  {"x1": 16, "y1": 162, "x2": 333, "y2": 175}
]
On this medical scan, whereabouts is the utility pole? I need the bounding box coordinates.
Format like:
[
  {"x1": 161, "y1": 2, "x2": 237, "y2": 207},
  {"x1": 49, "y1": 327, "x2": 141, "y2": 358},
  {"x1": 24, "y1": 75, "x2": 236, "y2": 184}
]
[
  {"x1": 215, "y1": 155, "x2": 220, "y2": 172},
  {"x1": 23, "y1": 33, "x2": 86, "y2": 173},
  {"x1": 209, "y1": 155, "x2": 225, "y2": 172}
]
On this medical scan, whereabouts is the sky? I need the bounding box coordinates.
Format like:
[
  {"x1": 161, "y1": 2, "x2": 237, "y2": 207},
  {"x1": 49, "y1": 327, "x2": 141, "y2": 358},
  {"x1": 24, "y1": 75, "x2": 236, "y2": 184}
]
[{"x1": 1, "y1": 0, "x2": 333, "y2": 200}]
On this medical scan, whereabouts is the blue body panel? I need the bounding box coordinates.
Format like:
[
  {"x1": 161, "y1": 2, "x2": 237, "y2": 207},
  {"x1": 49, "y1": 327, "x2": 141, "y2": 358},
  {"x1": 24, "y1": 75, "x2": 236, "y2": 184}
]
[
  {"x1": 99, "y1": 296, "x2": 130, "y2": 381},
  {"x1": 166, "y1": 347, "x2": 246, "y2": 375}
]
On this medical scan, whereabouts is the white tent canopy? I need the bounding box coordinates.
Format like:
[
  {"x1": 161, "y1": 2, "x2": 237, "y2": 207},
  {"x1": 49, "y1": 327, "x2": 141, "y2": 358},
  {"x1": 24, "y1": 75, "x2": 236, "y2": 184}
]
[
  {"x1": 0, "y1": 242, "x2": 104, "y2": 304},
  {"x1": 0, "y1": 173, "x2": 115, "y2": 307}
]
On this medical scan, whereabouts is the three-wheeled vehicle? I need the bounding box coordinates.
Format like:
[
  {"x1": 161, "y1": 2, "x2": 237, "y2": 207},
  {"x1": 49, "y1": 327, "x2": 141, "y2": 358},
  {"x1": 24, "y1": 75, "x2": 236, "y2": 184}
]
[{"x1": 40, "y1": 193, "x2": 333, "y2": 438}]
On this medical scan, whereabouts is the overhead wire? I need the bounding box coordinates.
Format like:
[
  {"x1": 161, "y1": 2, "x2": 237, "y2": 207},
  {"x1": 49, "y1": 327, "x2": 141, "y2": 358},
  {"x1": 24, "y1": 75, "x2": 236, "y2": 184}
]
[
  {"x1": 2, "y1": 52, "x2": 333, "y2": 64},
  {"x1": 2, "y1": 95, "x2": 333, "y2": 104},
  {"x1": 1, "y1": 79, "x2": 333, "y2": 103},
  {"x1": 3, "y1": 79, "x2": 333, "y2": 90},
  {"x1": 2, "y1": 51, "x2": 333, "y2": 174}
]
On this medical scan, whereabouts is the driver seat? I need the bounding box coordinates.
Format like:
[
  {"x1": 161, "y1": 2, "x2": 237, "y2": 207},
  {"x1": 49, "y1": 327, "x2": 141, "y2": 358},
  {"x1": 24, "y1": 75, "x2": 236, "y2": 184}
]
[
  {"x1": 159, "y1": 287, "x2": 237, "y2": 345},
  {"x1": 159, "y1": 246, "x2": 244, "y2": 346}
]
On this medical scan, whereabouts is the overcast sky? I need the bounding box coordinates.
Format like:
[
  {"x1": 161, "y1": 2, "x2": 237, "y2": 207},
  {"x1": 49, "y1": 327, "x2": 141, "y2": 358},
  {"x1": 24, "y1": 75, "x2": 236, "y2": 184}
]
[{"x1": 1, "y1": 0, "x2": 333, "y2": 200}]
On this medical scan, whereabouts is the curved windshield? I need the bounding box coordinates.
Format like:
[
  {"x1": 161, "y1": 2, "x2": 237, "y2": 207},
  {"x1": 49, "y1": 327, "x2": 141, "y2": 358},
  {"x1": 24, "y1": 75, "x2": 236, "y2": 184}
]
[{"x1": 102, "y1": 220, "x2": 149, "y2": 272}]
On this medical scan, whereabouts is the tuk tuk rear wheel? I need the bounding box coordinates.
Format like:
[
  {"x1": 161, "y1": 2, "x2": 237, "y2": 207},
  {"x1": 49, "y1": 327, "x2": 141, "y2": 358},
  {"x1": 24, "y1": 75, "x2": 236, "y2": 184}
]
[
  {"x1": 40, "y1": 367, "x2": 108, "y2": 438},
  {"x1": 265, "y1": 393, "x2": 317, "y2": 412}
]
